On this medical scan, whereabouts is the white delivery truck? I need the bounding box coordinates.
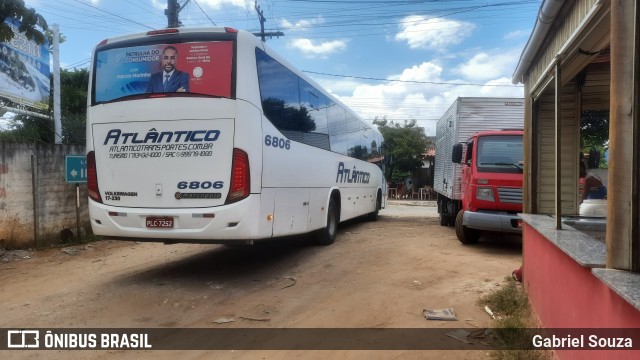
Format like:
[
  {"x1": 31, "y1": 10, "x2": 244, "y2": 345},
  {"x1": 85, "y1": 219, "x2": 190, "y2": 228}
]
[{"x1": 434, "y1": 97, "x2": 524, "y2": 241}]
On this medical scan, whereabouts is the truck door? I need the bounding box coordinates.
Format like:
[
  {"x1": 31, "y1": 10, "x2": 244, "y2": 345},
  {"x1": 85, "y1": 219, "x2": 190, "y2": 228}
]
[{"x1": 460, "y1": 141, "x2": 474, "y2": 210}]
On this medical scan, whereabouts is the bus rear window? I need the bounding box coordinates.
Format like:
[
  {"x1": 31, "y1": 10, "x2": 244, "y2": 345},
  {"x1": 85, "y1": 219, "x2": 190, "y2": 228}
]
[{"x1": 93, "y1": 40, "x2": 233, "y2": 104}]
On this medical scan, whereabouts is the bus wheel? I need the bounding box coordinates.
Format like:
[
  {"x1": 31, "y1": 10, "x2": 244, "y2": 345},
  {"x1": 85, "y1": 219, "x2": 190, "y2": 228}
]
[
  {"x1": 367, "y1": 192, "x2": 381, "y2": 221},
  {"x1": 315, "y1": 198, "x2": 338, "y2": 245},
  {"x1": 455, "y1": 210, "x2": 480, "y2": 244}
]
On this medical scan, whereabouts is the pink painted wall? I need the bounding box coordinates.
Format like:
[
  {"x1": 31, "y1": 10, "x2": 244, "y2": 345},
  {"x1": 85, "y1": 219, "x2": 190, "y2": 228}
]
[{"x1": 523, "y1": 224, "x2": 640, "y2": 360}]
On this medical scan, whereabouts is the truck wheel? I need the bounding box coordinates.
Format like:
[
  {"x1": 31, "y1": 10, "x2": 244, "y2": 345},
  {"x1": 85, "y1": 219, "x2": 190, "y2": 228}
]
[
  {"x1": 439, "y1": 213, "x2": 448, "y2": 226},
  {"x1": 455, "y1": 210, "x2": 481, "y2": 244},
  {"x1": 315, "y1": 198, "x2": 338, "y2": 245}
]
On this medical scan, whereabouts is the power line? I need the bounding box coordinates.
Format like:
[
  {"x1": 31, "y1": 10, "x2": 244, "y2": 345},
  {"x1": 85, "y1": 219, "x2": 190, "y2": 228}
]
[
  {"x1": 63, "y1": 57, "x2": 91, "y2": 69},
  {"x1": 302, "y1": 70, "x2": 523, "y2": 87},
  {"x1": 192, "y1": 0, "x2": 217, "y2": 26},
  {"x1": 72, "y1": 0, "x2": 155, "y2": 30}
]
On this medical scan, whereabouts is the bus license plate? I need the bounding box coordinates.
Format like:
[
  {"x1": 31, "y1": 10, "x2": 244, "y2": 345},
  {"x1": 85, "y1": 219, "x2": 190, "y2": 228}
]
[{"x1": 146, "y1": 217, "x2": 174, "y2": 228}]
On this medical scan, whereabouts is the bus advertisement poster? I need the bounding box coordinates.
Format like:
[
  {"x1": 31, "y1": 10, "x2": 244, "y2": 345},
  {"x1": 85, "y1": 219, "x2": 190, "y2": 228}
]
[
  {"x1": 94, "y1": 41, "x2": 233, "y2": 102},
  {"x1": 0, "y1": 18, "x2": 51, "y2": 110}
]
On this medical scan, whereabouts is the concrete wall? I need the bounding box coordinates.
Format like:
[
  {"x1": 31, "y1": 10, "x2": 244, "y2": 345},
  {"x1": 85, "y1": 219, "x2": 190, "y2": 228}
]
[{"x1": 0, "y1": 142, "x2": 88, "y2": 248}]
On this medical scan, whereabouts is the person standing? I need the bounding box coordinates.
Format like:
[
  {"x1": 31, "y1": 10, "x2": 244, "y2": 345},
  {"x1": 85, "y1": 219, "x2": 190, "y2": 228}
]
[
  {"x1": 580, "y1": 160, "x2": 606, "y2": 201},
  {"x1": 146, "y1": 46, "x2": 189, "y2": 93}
]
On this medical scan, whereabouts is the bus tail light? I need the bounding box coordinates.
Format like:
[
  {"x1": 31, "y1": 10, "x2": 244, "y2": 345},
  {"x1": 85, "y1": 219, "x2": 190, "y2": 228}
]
[
  {"x1": 225, "y1": 148, "x2": 250, "y2": 204},
  {"x1": 87, "y1": 151, "x2": 103, "y2": 203},
  {"x1": 147, "y1": 28, "x2": 179, "y2": 36}
]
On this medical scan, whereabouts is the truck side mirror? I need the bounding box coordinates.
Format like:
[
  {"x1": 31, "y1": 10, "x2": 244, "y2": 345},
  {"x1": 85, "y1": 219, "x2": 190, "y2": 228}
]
[{"x1": 451, "y1": 143, "x2": 463, "y2": 164}]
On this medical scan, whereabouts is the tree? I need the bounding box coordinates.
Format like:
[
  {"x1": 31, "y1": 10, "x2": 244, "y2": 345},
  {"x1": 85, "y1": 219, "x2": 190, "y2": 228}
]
[
  {"x1": 0, "y1": 0, "x2": 48, "y2": 45},
  {"x1": 59, "y1": 68, "x2": 89, "y2": 144},
  {"x1": 581, "y1": 109, "x2": 609, "y2": 167},
  {"x1": 373, "y1": 117, "x2": 430, "y2": 181}
]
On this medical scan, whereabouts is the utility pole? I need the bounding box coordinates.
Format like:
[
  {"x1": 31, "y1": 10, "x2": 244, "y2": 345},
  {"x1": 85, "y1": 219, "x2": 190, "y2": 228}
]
[
  {"x1": 166, "y1": 0, "x2": 178, "y2": 28},
  {"x1": 254, "y1": 1, "x2": 284, "y2": 42},
  {"x1": 166, "y1": 0, "x2": 191, "y2": 28}
]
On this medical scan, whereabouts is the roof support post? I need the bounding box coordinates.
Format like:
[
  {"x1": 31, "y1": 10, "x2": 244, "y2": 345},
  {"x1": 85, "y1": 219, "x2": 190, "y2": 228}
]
[
  {"x1": 555, "y1": 57, "x2": 562, "y2": 230},
  {"x1": 607, "y1": 0, "x2": 638, "y2": 271}
]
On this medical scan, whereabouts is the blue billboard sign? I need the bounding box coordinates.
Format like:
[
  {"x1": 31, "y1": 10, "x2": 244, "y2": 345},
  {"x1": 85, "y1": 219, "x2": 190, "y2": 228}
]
[{"x1": 0, "y1": 18, "x2": 51, "y2": 110}]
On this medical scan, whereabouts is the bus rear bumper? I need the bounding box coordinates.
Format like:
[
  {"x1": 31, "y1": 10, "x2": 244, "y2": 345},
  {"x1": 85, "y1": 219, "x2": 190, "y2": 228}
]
[
  {"x1": 88, "y1": 194, "x2": 269, "y2": 242},
  {"x1": 462, "y1": 210, "x2": 521, "y2": 233}
]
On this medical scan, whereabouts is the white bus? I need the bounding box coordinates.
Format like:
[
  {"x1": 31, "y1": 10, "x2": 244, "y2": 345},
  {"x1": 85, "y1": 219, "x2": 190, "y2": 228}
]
[{"x1": 86, "y1": 27, "x2": 386, "y2": 245}]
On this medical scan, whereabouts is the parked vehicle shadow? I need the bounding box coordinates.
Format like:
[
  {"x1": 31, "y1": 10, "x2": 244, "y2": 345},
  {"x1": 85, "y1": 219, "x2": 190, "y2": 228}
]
[
  {"x1": 466, "y1": 232, "x2": 523, "y2": 256},
  {"x1": 113, "y1": 218, "x2": 369, "y2": 287}
]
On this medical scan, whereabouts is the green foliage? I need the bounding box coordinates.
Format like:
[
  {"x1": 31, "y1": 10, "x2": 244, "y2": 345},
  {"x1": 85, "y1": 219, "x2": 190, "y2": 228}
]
[
  {"x1": 0, "y1": 113, "x2": 52, "y2": 143},
  {"x1": 60, "y1": 68, "x2": 89, "y2": 117},
  {"x1": 581, "y1": 110, "x2": 609, "y2": 168},
  {"x1": 581, "y1": 110, "x2": 609, "y2": 149},
  {"x1": 479, "y1": 277, "x2": 548, "y2": 360},
  {"x1": 0, "y1": 0, "x2": 48, "y2": 45},
  {"x1": 373, "y1": 117, "x2": 430, "y2": 180},
  {"x1": 45, "y1": 28, "x2": 66, "y2": 45},
  {"x1": 61, "y1": 113, "x2": 86, "y2": 145},
  {"x1": 479, "y1": 277, "x2": 528, "y2": 317},
  {"x1": 390, "y1": 170, "x2": 411, "y2": 183}
]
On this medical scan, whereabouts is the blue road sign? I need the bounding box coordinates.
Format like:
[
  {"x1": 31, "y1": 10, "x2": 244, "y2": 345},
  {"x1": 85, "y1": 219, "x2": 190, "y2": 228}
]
[{"x1": 65, "y1": 155, "x2": 87, "y2": 183}]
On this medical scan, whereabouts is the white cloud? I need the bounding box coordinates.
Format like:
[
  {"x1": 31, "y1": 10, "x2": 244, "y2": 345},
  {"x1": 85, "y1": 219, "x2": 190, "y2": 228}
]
[
  {"x1": 152, "y1": 0, "x2": 248, "y2": 11},
  {"x1": 504, "y1": 30, "x2": 529, "y2": 40},
  {"x1": 151, "y1": 0, "x2": 166, "y2": 10},
  {"x1": 395, "y1": 15, "x2": 475, "y2": 50},
  {"x1": 315, "y1": 58, "x2": 523, "y2": 136},
  {"x1": 454, "y1": 48, "x2": 521, "y2": 81},
  {"x1": 288, "y1": 39, "x2": 347, "y2": 59},
  {"x1": 280, "y1": 16, "x2": 325, "y2": 31},
  {"x1": 196, "y1": 0, "x2": 250, "y2": 10},
  {"x1": 393, "y1": 62, "x2": 443, "y2": 82}
]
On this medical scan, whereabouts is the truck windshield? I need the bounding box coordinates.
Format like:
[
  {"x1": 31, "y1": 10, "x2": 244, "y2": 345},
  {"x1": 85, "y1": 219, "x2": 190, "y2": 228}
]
[{"x1": 477, "y1": 135, "x2": 523, "y2": 173}]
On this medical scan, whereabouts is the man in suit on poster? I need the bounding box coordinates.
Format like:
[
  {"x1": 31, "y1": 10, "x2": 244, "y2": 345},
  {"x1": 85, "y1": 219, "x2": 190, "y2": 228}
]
[{"x1": 146, "y1": 45, "x2": 189, "y2": 93}]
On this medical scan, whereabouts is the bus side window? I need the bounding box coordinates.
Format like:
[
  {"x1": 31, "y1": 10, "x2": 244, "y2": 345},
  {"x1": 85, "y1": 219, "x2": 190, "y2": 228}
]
[
  {"x1": 256, "y1": 49, "x2": 301, "y2": 140},
  {"x1": 346, "y1": 112, "x2": 367, "y2": 160},
  {"x1": 308, "y1": 91, "x2": 319, "y2": 110},
  {"x1": 300, "y1": 80, "x2": 330, "y2": 150},
  {"x1": 328, "y1": 103, "x2": 347, "y2": 155}
]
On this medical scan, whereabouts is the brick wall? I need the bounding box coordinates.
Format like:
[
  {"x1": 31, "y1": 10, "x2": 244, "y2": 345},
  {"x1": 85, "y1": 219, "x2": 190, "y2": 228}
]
[{"x1": 0, "y1": 141, "x2": 89, "y2": 248}]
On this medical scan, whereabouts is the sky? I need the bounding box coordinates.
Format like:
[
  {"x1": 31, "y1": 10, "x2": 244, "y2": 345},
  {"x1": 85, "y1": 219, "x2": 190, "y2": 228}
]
[{"x1": 10, "y1": 0, "x2": 541, "y2": 136}]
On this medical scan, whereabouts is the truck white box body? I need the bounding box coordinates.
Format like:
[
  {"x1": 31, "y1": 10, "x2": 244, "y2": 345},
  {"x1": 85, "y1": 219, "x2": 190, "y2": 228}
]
[{"x1": 434, "y1": 97, "x2": 524, "y2": 200}]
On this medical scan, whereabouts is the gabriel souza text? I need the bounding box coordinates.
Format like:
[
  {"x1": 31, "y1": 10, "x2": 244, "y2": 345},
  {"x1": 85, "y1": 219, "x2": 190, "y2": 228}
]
[{"x1": 532, "y1": 334, "x2": 633, "y2": 349}]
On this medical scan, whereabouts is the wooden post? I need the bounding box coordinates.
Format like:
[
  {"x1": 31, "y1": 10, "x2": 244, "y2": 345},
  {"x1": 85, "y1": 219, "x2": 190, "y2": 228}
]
[
  {"x1": 634, "y1": 0, "x2": 640, "y2": 272},
  {"x1": 607, "y1": 0, "x2": 637, "y2": 270},
  {"x1": 523, "y1": 80, "x2": 534, "y2": 214},
  {"x1": 555, "y1": 58, "x2": 562, "y2": 230}
]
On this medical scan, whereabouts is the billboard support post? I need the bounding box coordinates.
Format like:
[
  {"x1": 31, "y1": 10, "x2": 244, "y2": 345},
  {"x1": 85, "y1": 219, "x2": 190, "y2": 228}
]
[{"x1": 53, "y1": 24, "x2": 62, "y2": 144}]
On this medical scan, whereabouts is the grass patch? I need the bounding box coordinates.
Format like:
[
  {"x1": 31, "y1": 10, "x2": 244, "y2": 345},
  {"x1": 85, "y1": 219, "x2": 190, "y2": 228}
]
[{"x1": 479, "y1": 276, "x2": 550, "y2": 360}]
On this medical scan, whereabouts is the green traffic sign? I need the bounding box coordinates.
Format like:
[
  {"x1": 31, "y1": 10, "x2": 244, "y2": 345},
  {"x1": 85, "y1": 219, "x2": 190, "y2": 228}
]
[{"x1": 65, "y1": 155, "x2": 87, "y2": 183}]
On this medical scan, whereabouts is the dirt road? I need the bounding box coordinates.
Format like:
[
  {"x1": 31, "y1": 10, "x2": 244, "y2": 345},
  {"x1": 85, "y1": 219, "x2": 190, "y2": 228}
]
[{"x1": 0, "y1": 201, "x2": 522, "y2": 359}]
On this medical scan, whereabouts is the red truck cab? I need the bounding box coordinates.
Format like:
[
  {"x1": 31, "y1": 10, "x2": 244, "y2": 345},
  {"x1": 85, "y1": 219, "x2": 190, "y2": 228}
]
[{"x1": 452, "y1": 129, "x2": 523, "y2": 243}]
